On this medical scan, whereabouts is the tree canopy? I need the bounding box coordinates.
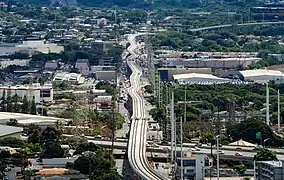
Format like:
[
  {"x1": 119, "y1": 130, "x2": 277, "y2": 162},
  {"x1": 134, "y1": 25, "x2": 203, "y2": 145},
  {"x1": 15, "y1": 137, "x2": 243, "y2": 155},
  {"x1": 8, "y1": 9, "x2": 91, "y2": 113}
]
[{"x1": 254, "y1": 149, "x2": 278, "y2": 161}]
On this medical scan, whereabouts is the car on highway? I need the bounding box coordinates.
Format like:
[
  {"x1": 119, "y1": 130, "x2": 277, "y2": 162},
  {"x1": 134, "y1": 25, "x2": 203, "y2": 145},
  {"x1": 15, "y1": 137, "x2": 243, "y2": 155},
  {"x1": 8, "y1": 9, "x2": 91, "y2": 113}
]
[
  {"x1": 253, "y1": 145, "x2": 263, "y2": 151},
  {"x1": 218, "y1": 150, "x2": 225, "y2": 154},
  {"x1": 236, "y1": 147, "x2": 242, "y2": 150},
  {"x1": 195, "y1": 147, "x2": 200, "y2": 151},
  {"x1": 195, "y1": 143, "x2": 202, "y2": 147},
  {"x1": 153, "y1": 143, "x2": 159, "y2": 148},
  {"x1": 163, "y1": 147, "x2": 170, "y2": 152},
  {"x1": 235, "y1": 152, "x2": 243, "y2": 156}
]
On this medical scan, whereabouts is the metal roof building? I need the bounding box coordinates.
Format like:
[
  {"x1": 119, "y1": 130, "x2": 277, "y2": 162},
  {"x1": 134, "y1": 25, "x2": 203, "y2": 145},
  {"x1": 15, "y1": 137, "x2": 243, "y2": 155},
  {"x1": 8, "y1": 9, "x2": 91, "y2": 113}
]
[
  {"x1": 53, "y1": 72, "x2": 85, "y2": 84},
  {"x1": 239, "y1": 69, "x2": 284, "y2": 83},
  {"x1": 173, "y1": 73, "x2": 232, "y2": 85},
  {"x1": 0, "y1": 124, "x2": 23, "y2": 137}
]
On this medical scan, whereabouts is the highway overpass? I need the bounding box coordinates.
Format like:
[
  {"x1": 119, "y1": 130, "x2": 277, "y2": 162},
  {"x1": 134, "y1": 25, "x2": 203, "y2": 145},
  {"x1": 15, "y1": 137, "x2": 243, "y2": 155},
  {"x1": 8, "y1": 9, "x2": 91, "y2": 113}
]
[
  {"x1": 189, "y1": 21, "x2": 284, "y2": 32},
  {"x1": 88, "y1": 139, "x2": 284, "y2": 161}
]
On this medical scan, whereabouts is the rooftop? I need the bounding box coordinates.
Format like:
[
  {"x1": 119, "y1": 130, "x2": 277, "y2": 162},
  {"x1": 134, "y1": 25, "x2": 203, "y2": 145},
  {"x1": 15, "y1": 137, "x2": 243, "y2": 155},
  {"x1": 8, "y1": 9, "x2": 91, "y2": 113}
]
[
  {"x1": 173, "y1": 73, "x2": 227, "y2": 80},
  {"x1": 76, "y1": 59, "x2": 89, "y2": 63},
  {"x1": 0, "y1": 112, "x2": 70, "y2": 125},
  {"x1": 260, "y1": 161, "x2": 283, "y2": 167},
  {"x1": 0, "y1": 125, "x2": 23, "y2": 137},
  {"x1": 240, "y1": 69, "x2": 284, "y2": 77},
  {"x1": 53, "y1": 72, "x2": 83, "y2": 82}
]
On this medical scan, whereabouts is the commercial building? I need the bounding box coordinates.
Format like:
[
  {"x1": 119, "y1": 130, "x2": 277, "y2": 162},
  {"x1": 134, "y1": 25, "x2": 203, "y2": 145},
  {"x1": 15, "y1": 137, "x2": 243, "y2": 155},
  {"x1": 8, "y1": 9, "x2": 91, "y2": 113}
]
[
  {"x1": 239, "y1": 69, "x2": 284, "y2": 83},
  {"x1": 250, "y1": 6, "x2": 284, "y2": 20},
  {"x1": 0, "y1": 59, "x2": 30, "y2": 69},
  {"x1": 91, "y1": 65, "x2": 115, "y2": 73},
  {"x1": 16, "y1": 40, "x2": 64, "y2": 55},
  {"x1": 0, "y1": 125, "x2": 23, "y2": 138},
  {"x1": 45, "y1": 60, "x2": 59, "y2": 71},
  {"x1": 173, "y1": 73, "x2": 232, "y2": 85},
  {"x1": 53, "y1": 72, "x2": 85, "y2": 85},
  {"x1": 95, "y1": 70, "x2": 116, "y2": 81},
  {"x1": 147, "y1": 122, "x2": 163, "y2": 141},
  {"x1": 98, "y1": 57, "x2": 114, "y2": 66},
  {"x1": 91, "y1": 40, "x2": 114, "y2": 52},
  {"x1": 158, "y1": 68, "x2": 212, "y2": 81},
  {"x1": 157, "y1": 57, "x2": 261, "y2": 69},
  {"x1": 0, "y1": 84, "x2": 53, "y2": 103},
  {"x1": 75, "y1": 59, "x2": 90, "y2": 76},
  {"x1": 0, "y1": 41, "x2": 64, "y2": 56},
  {"x1": 256, "y1": 161, "x2": 284, "y2": 180},
  {"x1": 176, "y1": 154, "x2": 213, "y2": 180}
]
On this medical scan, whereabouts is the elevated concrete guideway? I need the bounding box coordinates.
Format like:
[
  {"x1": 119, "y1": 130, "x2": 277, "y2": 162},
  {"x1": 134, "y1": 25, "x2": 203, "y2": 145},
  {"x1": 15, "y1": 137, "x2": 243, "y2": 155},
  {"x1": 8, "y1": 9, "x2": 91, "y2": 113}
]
[{"x1": 126, "y1": 33, "x2": 166, "y2": 180}]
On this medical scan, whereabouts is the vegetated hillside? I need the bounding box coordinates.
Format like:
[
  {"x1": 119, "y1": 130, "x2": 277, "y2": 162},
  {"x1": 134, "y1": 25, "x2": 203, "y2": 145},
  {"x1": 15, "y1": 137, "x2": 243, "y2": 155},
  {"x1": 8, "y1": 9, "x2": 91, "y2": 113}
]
[
  {"x1": 21, "y1": 0, "x2": 141, "y2": 7},
  {"x1": 20, "y1": 0, "x2": 267, "y2": 8}
]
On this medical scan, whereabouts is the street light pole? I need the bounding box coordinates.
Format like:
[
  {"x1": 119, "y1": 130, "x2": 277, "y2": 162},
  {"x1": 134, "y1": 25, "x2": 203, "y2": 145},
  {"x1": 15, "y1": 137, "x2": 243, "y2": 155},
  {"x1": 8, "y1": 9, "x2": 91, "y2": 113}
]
[
  {"x1": 171, "y1": 91, "x2": 174, "y2": 164},
  {"x1": 180, "y1": 116, "x2": 183, "y2": 180},
  {"x1": 266, "y1": 82, "x2": 270, "y2": 125},
  {"x1": 278, "y1": 89, "x2": 280, "y2": 132},
  {"x1": 216, "y1": 135, "x2": 220, "y2": 180},
  {"x1": 263, "y1": 138, "x2": 270, "y2": 148}
]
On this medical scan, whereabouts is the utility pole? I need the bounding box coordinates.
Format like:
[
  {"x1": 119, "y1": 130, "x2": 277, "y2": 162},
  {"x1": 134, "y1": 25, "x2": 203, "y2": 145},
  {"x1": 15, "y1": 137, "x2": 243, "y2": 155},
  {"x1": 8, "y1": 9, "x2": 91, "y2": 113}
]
[
  {"x1": 171, "y1": 91, "x2": 174, "y2": 163},
  {"x1": 184, "y1": 86, "x2": 186, "y2": 123},
  {"x1": 266, "y1": 82, "x2": 269, "y2": 125},
  {"x1": 174, "y1": 113, "x2": 177, "y2": 161},
  {"x1": 216, "y1": 135, "x2": 220, "y2": 180},
  {"x1": 180, "y1": 116, "x2": 183, "y2": 180},
  {"x1": 114, "y1": 5, "x2": 117, "y2": 24},
  {"x1": 278, "y1": 89, "x2": 281, "y2": 132},
  {"x1": 111, "y1": 73, "x2": 117, "y2": 168},
  {"x1": 158, "y1": 74, "x2": 161, "y2": 107}
]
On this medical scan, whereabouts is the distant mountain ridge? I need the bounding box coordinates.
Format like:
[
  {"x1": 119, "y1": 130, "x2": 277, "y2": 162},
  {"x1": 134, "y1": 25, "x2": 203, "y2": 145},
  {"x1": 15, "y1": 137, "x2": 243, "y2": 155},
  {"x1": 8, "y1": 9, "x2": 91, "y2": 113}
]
[
  {"x1": 51, "y1": 0, "x2": 77, "y2": 5},
  {"x1": 21, "y1": 0, "x2": 135, "y2": 6},
  {"x1": 20, "y1": 0, "x2": 268, "y2": 8}
]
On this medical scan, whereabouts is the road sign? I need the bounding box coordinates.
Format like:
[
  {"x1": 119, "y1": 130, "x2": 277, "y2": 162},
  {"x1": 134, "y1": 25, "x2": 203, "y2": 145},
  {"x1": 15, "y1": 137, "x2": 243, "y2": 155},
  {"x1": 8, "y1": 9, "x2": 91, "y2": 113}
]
[{"x1": 256, "y1": 132, "x2": 262, "y2": 139}]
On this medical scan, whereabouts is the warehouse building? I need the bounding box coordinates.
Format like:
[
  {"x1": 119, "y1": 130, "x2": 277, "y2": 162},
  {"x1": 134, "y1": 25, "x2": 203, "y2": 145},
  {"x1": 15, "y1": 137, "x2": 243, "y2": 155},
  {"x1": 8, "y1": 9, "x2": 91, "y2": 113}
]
[
  {"x1": 157, "y1": 57, "x2": 261, "y2": 69},
  {"x1": 95, "y1": 70, "x2": 116, "y2": 81},
  {"x1": 0, "y1": 84, "x2": 53, "y2": 103},
  {"x1": 0, "y1": 124, "x2": 23, "y2": 138},
  {"x1": 173, "y1": 73, "x2": 232, "y2": 85},
  {"x1": 53, "y1": 72, "x2": 85, "y2": 85},
  {"x1": 239, "y1": 69, "x2": 284, "y2": 83},
  {"x1": 158, "y1": 68, "x2": 212, "y2": 81}
]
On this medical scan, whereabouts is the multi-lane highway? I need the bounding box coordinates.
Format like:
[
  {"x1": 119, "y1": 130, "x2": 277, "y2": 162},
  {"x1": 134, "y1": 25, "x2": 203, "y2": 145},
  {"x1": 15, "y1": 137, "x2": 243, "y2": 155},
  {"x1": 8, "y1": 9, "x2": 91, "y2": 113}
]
[
  {"x1": 189, "y1": 21, "x2": 284, "y2": 32},
  {"x1": 126, "y1": 34, "x2": 166, "y2": 180},
  {"x1": 88, "y1": 139, "x2": 284, "y2": 161}
]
